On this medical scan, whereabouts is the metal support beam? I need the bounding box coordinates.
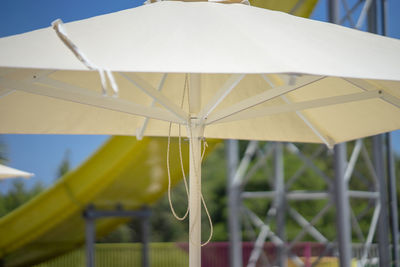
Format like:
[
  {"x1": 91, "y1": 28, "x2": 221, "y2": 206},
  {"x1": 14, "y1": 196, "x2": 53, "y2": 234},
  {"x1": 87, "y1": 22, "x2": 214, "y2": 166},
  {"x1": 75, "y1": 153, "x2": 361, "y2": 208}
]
[
  {"x1": 387, "y1": 133, "x2": 399, "y2": 266},
  {"x1": 84, "y1": 208, "x2": 96, "y2": 267},
  {"x1": 373, "y1": 135, "x2": 391, "y2": 266},
  {"x1": 288, "y1": 208, "x2": 328, "y2": 243},
  {"x1": 242, "y1": 190, "x2": 378, "y2": 200},
  {"x1": 380, "y1": 0, "x2": 387, "y2": 35},
  {"x1": 83, "y1": 209, "x2": 150, "y2": 219},
  {"x1": 380, "y1": 0, "x2": 399, "y2": 261},
  {"x1": 328, "y1": 0, "x2": 340, "y2": 24},
  {"x1": 141, "y1": 212, "x2": 150, "y2": 267},
  {"x1": 329, "y1": 3, "x2": 353, "y2": 265},
  {"x1": 274, "y1": 142, "x2": 287, "y2": 267},
  {"x1": 367, "y1": 1, "x2": 391, "y2": 262},
  {"x1": 226, "y1": 139, "x2": 242, "y2": 267},
  {"x1": 333, "y1": 143, "x2": 352, "y2": 267},
  {"x1": 83, "y1": 205, "x2": 151, "y2": 267},
  {"x1": 367, "y1": 0, "x2": 378, "y2": 33}
]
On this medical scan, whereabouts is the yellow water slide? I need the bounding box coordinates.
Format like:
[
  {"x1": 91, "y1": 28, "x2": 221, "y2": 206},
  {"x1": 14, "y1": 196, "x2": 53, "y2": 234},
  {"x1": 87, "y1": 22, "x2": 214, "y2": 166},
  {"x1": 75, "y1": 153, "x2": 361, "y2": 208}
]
[
  {"x1": 249, "y1": 0, "x2": 318, "y2": 18},
  {"x1": 0, "y1": 137, "x2": 219, "y2": 266}
]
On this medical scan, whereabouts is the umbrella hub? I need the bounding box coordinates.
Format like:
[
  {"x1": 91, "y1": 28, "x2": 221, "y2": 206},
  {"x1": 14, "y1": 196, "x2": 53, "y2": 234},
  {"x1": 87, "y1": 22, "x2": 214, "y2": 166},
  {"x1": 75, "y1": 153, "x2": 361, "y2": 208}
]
[{"x1": 188, "y1": 118, "x2": 205, "y2": 138}]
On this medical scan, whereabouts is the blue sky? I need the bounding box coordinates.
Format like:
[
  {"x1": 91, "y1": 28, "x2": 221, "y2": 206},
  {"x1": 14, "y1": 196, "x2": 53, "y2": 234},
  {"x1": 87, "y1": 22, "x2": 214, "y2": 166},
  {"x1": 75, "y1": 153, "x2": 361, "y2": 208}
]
[{"x1": 0, "y1": 0, "x2": 399, "y2": 191}]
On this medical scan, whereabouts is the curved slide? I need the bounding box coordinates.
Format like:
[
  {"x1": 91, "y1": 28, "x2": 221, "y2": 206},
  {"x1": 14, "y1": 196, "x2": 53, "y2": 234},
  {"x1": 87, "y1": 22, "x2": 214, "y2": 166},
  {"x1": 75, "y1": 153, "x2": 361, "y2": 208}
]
[
  {"x1": 249, "y1": 0, "x2": 317, "y2": 18},
  {"x1": 0, "y1": 136, "x2": 219, "y2": 266}
]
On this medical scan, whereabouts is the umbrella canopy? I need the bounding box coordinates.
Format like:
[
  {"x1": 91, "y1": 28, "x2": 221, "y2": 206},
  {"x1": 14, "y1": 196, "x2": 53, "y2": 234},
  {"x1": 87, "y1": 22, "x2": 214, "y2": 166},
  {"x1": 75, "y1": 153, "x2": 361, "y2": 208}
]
[
  {"x1": 0, "y1": 1, "x2": 400, "y2": 266},
  {"x1": 0, "y1": 164, "x2": 33, "y2": 180},
  {"x1": 0, "y1": 1, "x2": 399, "y2": 147}
]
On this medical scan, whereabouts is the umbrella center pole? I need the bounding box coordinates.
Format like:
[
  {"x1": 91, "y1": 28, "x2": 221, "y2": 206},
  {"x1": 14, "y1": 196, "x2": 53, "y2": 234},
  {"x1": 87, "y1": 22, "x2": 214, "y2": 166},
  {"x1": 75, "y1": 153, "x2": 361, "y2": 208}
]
[{"x1": 188, "y1": 118, "x2": 204, "y2": 267}]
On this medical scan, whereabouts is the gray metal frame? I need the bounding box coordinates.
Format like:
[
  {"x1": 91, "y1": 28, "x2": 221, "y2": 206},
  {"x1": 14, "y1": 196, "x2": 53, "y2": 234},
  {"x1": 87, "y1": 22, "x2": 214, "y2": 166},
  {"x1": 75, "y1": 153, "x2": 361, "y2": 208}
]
[
  {"x1": 83, "y1": 205, "x2": 151, "y2": 267},
  {"x1": 228, "y1": 140, "x2": 395, "y2": 266},
  {"x1": 225, "y1": 1, "x2": 399, "y2": 266},
  {"x1": 333, "y1": 143, "x2": 352, "y2": 267},
  {"x1": 387, "y1": 132, "x2": 400, "y2": 267},
  {"x1": 373, "y1": 135, "x2": 391, "y2": 266},
  {"x1": 227, "y1": 140, "x2": 243, "y2": 267}
]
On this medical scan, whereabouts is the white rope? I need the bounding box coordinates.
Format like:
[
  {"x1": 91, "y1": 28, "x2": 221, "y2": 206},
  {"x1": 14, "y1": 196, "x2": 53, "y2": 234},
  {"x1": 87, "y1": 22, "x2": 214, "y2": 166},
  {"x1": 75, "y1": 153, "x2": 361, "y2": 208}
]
[
  {"x1": 187, "y1": 127, "x2": 213, "y2": 247},
  {"x1": 51, "y1": 19, "x2": 119, "y2": 97},
  {"x1": 166, "y1": 123, "x2": 190, "y2": 220},
  {"x1": 200, "y1": 138, "x2": 213, "y2": 246},
  {"x1": 186, "y1": 82, "x2": 213, "y2": 247},
  {"x1": 165, "y1": 74, "x2": 214, "y2": 246},
  {"x1": 166, "y1": 75, "x2": 190, "y2": 220}
]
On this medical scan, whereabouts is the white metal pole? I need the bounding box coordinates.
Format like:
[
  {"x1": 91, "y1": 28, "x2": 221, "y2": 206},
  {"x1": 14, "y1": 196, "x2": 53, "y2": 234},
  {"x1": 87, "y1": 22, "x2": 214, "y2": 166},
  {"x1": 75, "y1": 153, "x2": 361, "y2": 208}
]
[
  {"x1": 188, "y1": 73, "x2": 203, "y2": 267},
  {"x1": 188, "y1": 119, "x2": 204, "y2": 267}
]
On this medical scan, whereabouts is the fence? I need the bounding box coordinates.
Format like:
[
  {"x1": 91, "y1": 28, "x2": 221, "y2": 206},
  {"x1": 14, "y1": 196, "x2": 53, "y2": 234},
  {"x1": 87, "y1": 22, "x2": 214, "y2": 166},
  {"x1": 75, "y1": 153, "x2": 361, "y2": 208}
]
[{"x1": 35, "y1": 242, "x2": 379, "y2": 267}]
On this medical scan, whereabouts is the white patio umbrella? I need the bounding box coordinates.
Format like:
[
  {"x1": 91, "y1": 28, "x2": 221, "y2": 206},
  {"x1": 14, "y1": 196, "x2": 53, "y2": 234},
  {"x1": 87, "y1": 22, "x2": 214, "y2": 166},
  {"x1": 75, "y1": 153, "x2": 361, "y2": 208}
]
[
  {"x1": 0, "y1": 1, "x2": 400, "y2": 266},
  {"x1": 0, "y1": 164, "x2": 33, "y2": 180}
]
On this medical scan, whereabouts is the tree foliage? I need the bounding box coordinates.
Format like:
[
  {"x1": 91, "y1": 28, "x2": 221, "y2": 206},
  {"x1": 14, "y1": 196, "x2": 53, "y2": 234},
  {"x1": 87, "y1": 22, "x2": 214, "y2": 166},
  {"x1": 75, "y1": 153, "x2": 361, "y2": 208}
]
[
  {"x1": 56, "y1": 150, "x2": 71, "y2": 179},
  {"x1": 0, "y1": 180, "x2": 44, "y2": 217}
]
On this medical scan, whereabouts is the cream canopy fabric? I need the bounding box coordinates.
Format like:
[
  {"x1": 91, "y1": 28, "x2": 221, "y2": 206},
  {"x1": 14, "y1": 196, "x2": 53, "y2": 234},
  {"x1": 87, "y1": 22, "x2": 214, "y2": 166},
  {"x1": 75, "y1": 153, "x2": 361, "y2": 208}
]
[
  {"x1": 0, "y1": 164, "x2": 33, "y2": 180},
  {"x1": 0, "y1": 1, "x2": 399, "y2": 146}
]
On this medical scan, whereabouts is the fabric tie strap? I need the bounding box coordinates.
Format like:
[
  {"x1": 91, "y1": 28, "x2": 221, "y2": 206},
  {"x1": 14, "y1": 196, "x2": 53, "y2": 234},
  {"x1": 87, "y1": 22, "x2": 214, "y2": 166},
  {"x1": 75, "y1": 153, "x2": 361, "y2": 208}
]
[{"x1": 51, "y1": 19, "x2": 119, "y2": 97}]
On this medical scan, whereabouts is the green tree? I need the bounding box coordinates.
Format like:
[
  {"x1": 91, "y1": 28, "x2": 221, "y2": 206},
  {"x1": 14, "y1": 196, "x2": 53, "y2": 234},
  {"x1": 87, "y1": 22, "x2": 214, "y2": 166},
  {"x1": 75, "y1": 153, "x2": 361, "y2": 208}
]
[
  {"x1": 0, "y1": 139, "x2": 7, "y2": 164},
  {"x1": 0, "y1": 179, "x2": 44, "y2": 217},
  {"x1": 0, "y1": 138, "x2": 45, "y2": 217},
  {"x1": 56, "y1": 150, "x2": 71, "y2": 179}
]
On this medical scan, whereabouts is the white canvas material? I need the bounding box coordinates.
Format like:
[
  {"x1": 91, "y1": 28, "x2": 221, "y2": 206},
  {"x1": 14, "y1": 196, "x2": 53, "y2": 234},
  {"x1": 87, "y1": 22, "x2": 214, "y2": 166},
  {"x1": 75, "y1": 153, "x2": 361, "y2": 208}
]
[
  {"x1": 0, "y1": 1, "x2": 399, "y2": 146},
  {"x1": 0, "y1": 2, "x2": 399, "y2": 78},
  {"x1": 0, "y1": 164, "x2": 33, "y2": 179}
]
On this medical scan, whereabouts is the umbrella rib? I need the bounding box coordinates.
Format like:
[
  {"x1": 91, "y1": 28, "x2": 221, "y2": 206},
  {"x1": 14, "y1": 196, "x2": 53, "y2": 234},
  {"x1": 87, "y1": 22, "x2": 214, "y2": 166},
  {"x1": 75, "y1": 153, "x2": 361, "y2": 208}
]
[
  {"x1": 136, "y1": 73, "x2": 168, "y2": 140},
  {"x1": 119, "y1": 72, "x2": 188, "y2": 122},
  {"x1": 280, "y1": 95, "x2": 334, "y2": 148},
  {"x1": 205, "y1": 76, "x2": 324, "y2": 125},
  {"x1": 260, "y1": 74, "x2": 334, "y2": 148},
  {"x1": 381, "y1": 91, "x2": 400, "y2": 108},
  {"x1": 0, "y1": 88, "x2": 14, "y2": 98},
  {"x1": 208, "y1": 90, "x2": 382, "y2": 124},
  {"x1": 343, "y1": 77, "x2": 400, "y2": 108},
  {"x1": 0, "y1": 77, "x2": 185, "y2": 124},
  {"x1": 197, "y1": 74, "x2": 245, "y2": 121}
]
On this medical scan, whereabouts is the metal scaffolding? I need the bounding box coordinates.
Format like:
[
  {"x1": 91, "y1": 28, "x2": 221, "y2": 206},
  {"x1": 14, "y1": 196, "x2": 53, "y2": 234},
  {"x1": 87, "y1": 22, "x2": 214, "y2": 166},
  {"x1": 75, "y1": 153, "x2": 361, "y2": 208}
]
[
  {"x1": 83, "y1": 205, "x2": 151, "y2": 267},
  {"x1": 227, "y1": 4, "x2": 399, "y2": 265},
  {"x1": 228, "y1": 137, "x2": 397, "y2": 266}
]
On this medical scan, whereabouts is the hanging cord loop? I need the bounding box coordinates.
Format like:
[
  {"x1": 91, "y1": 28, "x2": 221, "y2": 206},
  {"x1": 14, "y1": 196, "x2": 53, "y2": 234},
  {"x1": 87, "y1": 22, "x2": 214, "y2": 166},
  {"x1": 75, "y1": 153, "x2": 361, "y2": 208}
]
[
  {"x1": 166, "y1": 74, "x2": 214, "y2": 246},
  {"x1": 166, "y1": 123, "x2": 190, "y2": 220},
  {"x1": 166, "y1": 75, "x2": 190, "y2": 220},
  {"x1": 51, "y1": 19, "x2": 119, "y2": 97},
  {"x1": 187, "y1": 126, "x2": 213, "y2": 247},
  {"x1": 200, "y1": 138, "x2": 213, "y2": 247}
]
